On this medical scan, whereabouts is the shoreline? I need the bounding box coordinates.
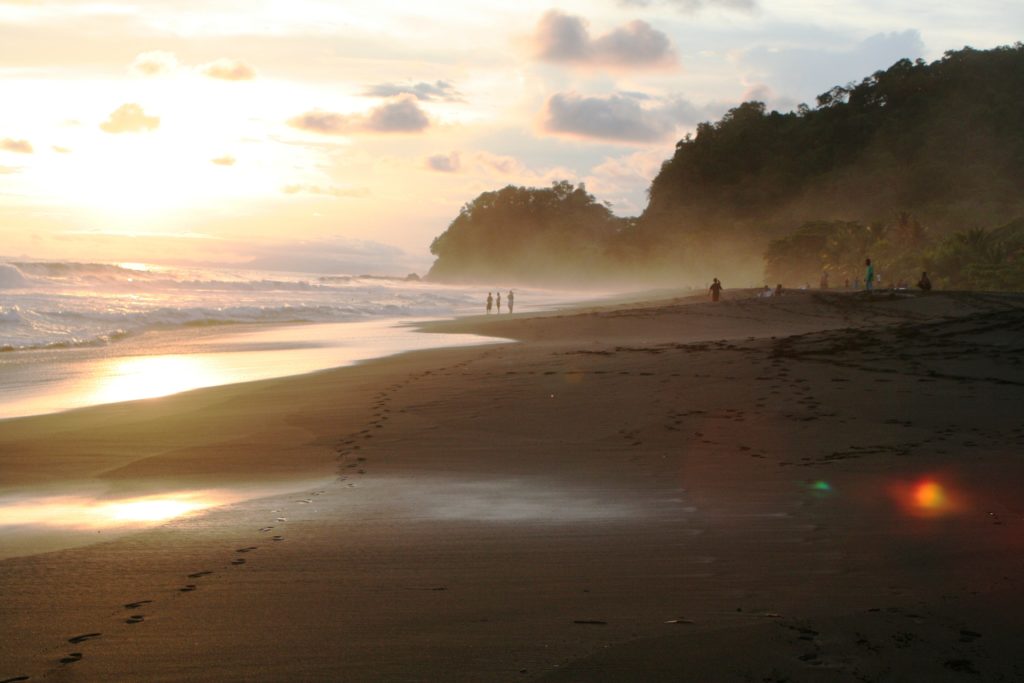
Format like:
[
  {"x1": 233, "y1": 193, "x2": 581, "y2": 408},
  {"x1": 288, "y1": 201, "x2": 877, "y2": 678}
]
[{"x1": 3, "y1": 289, "x2": 1024, "y2": 680}]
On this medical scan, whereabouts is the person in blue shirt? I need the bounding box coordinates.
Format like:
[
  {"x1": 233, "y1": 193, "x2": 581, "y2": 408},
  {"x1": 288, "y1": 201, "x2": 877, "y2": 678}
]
[{"x1": 865, "y1": 259, "x2": 875, "y2": 291}]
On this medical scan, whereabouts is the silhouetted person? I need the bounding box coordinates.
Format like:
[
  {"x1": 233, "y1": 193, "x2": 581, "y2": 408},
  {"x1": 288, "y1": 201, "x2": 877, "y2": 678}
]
[
  {"x1": 820, "y1": 272, "x2": 829, "y2": 289},
  {"x1": 864, "y1": 258, "x2": 875, "y2": 291},
  {"x1": 775, "y1": 283, "x2": 783, "y2": 297},
  {"x1": 709, "y1": 278, "x2": 723, "y2": 302},
  {"x1": 845, "y1": 278, "x2": 850, "y2": 289},
  {"x1": 917, "y1": 271, "x2": 932, "y2": 291},
  {"x1": 486, "y1": 292, "x2": 493, "y2": 314},
  {"x1": 507, "y1": 290, "x2": 514, "y2": 313},
  {"x1": 496, "y1": 291, "x2": 501, "y2": 313}
]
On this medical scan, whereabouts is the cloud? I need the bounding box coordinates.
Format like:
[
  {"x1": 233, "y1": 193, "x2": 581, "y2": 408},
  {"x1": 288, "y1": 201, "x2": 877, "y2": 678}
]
[
  {"x1": 288, "y1": 96, "x2": 430, "y2": 135},
  {"x1": 199, "y1": 58, "x2": 257, "y2": 81},
  {"x1": 0, "y1": 165, "x2": 21, "y2": 174},
  {"x1": 1, "y1": 138, "x2": 33, "y2": 154},
  {"x1": 363, "y1": 80, "x2": 461, "y2": 102},
  {"x1": 532, "y1": 10, "x2": 675, "y2": 68},
  {"x1": 211, "y1": 155, "x2": 236, "y2": 166},
  {"x1": 99, "y1": 103, "x2": 159, "y2": 134},
  {"x1": 740, "y1": 30, "x2": 925, "y2": 105},
  {"x1": 131, "y1": 50, "x2": 178, "y2": 76},
  {"x1": 542, "y1": 92, "x2": 697, "y2": 143},
  {"x1": 621, "y1": 0, "x2": 757, "y2": 11},
  {"x1": 52, "y1": 145, "x2": 71, "y2": 154},
  {"x1": 426, "y1": 152, "x2": 460, "y2": 173},
  {"x1": 281, "y1": 183, "x2": 369, "y2": 198}
]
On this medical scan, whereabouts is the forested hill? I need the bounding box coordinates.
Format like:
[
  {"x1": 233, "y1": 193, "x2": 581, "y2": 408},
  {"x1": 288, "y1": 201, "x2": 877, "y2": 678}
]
[
  {"x1": 427, "y1": 44, "x2": 1024, "y2": 286},
  {"x1": 639, "y1": 43, "x2": 1024, "y2": 243}
]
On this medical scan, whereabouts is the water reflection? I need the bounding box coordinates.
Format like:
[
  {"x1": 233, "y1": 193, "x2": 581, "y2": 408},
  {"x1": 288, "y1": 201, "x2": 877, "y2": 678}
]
[
  {"x1": 0, "y1": 490, "x2": 226, "y2": 529},
  {"x1": 89, "y1": 355, "x2": 227, "y2": 405}
]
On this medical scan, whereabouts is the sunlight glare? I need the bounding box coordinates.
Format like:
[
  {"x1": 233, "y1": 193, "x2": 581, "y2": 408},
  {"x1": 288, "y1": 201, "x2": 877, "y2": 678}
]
[{"x1": 88, "y1": 355, "x2": 229, "y2": 405}]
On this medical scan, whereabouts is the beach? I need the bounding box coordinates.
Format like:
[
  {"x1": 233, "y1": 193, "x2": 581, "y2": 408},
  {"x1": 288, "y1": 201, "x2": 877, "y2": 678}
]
[{"x1": 2, "y1": 289, "x2": 1024, "y2": 681}]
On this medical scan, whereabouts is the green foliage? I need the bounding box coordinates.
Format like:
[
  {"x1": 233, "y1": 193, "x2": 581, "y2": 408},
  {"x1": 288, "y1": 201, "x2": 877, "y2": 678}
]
[
  {"x1": 644, "y1": 44, "x2": 1024, "y2": 244},
  {"x1": 427, "y1": 181, "x2": 625, "y2": 285},
  {"x1": 427, "y1": 45, "x2": 1024, "y2": 289},
  {"x1": 927, "y1": 221, "x2": 1024, "y2": 290}
]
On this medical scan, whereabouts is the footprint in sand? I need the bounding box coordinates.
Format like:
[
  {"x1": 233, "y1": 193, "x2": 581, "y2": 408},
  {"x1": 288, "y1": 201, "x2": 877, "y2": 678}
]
[
  {"x1": 67, "y1": 633, "x2": 101, "y2": 644},
  {"x1": 0, "y1": 676, "x2": 31, "y2": 682},
  {"x1": 231, "y1": 558, "x2": 246, "y2": 566},
  {"x1": 236, "y1": 546, "x2": 257, "y2": 553},
  {"x1": 180, "y1": 584, "x2": 197, "y2": 592},
  {"x1": 126, "y1": 614, "x2": 145, "y2": 624},
  {"x1": 259, "y1": 526, "x2": 274, "y2": 532},
  {"x1": 124, "y1": 600, "x2": 153, "y2": 609},
  {"x1": 271, "y1": 535, "x2": 284, "y2": 542},
  {"x1": 59, "y1": 653, "x2": 83, "y2": 665},
  {"x1": 187, "y1": 571, "x2": 213, "y2": 579}
]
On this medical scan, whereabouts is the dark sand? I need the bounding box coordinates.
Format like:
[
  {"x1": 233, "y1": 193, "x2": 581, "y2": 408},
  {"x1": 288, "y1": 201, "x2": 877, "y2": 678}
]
[{"x1": 2, "y1": 290, "x2": 1024, "y2": 681}]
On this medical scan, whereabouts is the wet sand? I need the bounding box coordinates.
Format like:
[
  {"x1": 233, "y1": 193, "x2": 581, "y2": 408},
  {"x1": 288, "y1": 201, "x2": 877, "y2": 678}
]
[{"x1": 2, "y1": 290, "x2": 1024, "y2": 681}]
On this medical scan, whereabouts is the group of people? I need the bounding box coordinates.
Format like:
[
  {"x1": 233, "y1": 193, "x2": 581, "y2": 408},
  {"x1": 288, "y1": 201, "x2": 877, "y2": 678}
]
[
  {"x1": 706, "y1": 259, "x2": 933, "y2": 302},
  {"x1": 486, "y1": 290, "x2": 514, "y2": 314}
]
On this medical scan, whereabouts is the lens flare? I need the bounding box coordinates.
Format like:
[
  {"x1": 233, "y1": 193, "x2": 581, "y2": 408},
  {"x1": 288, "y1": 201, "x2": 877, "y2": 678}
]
[{"x1": 890, "y1": 476, "x2": 965, "y2": 518}]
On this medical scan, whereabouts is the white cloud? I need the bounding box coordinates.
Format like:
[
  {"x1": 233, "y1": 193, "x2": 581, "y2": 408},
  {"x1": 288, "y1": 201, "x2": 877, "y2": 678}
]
[
  {"x1": 426, "y1": 152, "x2": 460, "y2": 173},
  {"x1": 289, "y1": 96, "x2": 430, "y2": 135},
  {"x1": 543, "y1": 92, "x2": 698, "y2": 143},
  {"x1": 532, "y1": 11, "x2": 676, "y2": 68}
]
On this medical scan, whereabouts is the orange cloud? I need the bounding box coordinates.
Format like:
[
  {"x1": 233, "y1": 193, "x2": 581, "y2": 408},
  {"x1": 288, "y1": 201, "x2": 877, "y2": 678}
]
[
  {"x1": 199, "y1": 59, "x2": 257, "y2": 81},
  {"x1": 211, "y1": 155, "x2": 236, "y2": 166},
  {"x1": 1, "y1": 138, "x2": 33, "y2": 153},
  {"x1": 132, "y1": 50, "x2": 178, "y2": 76},
  {"x1": 100, "y1": 104, "x2": 160, "y2": 134}
]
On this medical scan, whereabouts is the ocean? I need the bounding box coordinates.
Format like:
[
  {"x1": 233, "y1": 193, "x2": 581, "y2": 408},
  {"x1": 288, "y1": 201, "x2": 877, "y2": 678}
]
[{"x1": 0, "y1": 261, "x2": 568, "y2": 419}]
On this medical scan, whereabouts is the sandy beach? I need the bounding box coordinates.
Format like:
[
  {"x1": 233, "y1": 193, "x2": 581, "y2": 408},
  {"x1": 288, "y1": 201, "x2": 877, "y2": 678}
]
[{"x1": 2, "y1": 289, "x2": 1024, "y2": 681}]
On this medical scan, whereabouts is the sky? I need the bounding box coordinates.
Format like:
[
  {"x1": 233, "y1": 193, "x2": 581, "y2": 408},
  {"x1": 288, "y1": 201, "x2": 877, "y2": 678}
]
[{"x1": 0, "y1": 0, "x2": 1019, "y2": 275}]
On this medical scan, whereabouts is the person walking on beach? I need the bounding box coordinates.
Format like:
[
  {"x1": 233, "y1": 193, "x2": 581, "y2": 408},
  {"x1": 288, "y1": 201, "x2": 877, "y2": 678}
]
[
  {"x1": 507, "y1": 290, "x2": 514, "y2": 313},
  {"x1": 864, "y1": 259, "x2": 875, "y2": 292},
  {"x1": 709, "y1": 278, "x2": 723, "y2": 302},
  {"x1": 486, "y1": 292, "x2": 493, "y2": 314},
  {"x1": 917, "y1": 271, "x2": 932, "y2": 291},
  {"x1": 496, "y1": 291, "x2": 502, "y2": 313}
]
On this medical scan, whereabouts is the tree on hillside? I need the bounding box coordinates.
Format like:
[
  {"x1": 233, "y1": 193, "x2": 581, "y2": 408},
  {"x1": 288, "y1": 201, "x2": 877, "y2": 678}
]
[{"x1": 427, "y1": 181, "x2": 625, "y2": 285}]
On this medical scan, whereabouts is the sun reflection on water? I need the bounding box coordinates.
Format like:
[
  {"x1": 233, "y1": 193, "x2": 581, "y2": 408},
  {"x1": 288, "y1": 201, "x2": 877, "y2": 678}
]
[
  {"x1": 89, "y1": 355, "x2": 229, "y2": 405},
  {"x1": 0, "y1": 491, "x2": 222, "y2": 529}
]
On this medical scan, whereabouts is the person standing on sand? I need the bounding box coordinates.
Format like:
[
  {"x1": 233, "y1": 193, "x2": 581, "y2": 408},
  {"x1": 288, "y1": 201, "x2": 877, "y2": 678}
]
[
  {"x1": 864, "y1": 259, "x2": 875, "y2": 292},
  {"x1": 486, "y1": 292, "x2": 493, "y2": 314},
  {"x1": 496, "y1": 291, "x2": 501, "y2": 313},
  {"x1": 775, "y1": 283, "x2": 783, "y2": 297},
  {"x1": 917, "y1": 271, "x2": 932, "y2": 291},
  {"x1": 709, "y1": 278, "x2": 723, "y2": 302},
  {"x1": 508, "y1": 290, "x2": 514, "y2": 313},
  {"x1": 820, "y1": 272, "x2": 829, "y2": 289}
]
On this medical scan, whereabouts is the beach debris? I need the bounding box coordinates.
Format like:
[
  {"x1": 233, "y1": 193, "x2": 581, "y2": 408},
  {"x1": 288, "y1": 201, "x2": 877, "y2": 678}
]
[
  {"x1": 67, "y1": 633, "x2": 101, "y2": 644},
  {"x1": 573, "y1": 620, "x2": 607, "y2": 625}
]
